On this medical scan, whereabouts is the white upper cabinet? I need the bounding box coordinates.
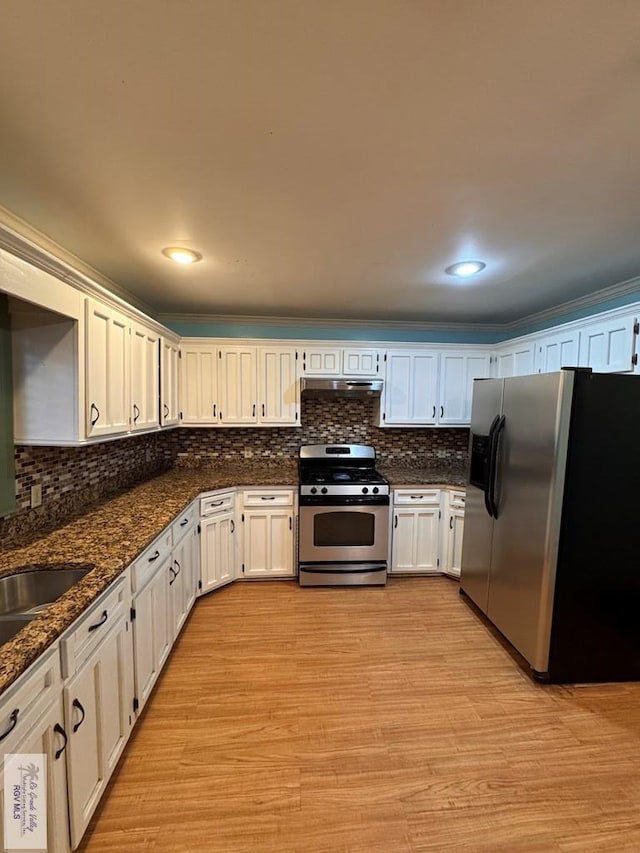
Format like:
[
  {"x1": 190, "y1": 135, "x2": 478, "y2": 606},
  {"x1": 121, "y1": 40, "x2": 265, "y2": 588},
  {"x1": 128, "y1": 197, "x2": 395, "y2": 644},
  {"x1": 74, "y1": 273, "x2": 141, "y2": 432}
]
[
  {"x1": 160, "y1": 337, "x2": 180, "y2": 427},
  {"x1": 258, "y1": 346, "x2": 299, "y2": 425},
  {"x1": 179, "y1": 343, "x2": 219, "y2": 424},
  {"x1": 578, "y1": 312, "x2": 637, "y2": 373},
  {"x1": 130, "y1": 322, "x2": 160, "y2": 432},
  {"x1": 439, "y1": 351, "x2": 491, "y2": 424},
  {"x1": 381, "y1": 350, "x2": 439, "y2": 425},
  {"x1": 534, "y1": 329, "x2": 581, "y2": 373},
  {"x1": 218, "y1": 345, "x2": 258, "y2": 424},
  {"x1": 301, "y1": 346, "x2": 381, "y2": 376},
  {"x1": 495, "y1": 339, "x2": 535, "y2": 378},
  {"x1": 85, "y1": 298, "x2": 130, "y2": 437}
]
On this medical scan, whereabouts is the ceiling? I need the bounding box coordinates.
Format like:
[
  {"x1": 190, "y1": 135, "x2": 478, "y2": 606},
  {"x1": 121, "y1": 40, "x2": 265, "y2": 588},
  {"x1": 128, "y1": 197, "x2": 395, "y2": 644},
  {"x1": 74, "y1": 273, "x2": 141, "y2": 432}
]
[{"x1": 1, "y1": 1, "x2": 639, "y2": 326}]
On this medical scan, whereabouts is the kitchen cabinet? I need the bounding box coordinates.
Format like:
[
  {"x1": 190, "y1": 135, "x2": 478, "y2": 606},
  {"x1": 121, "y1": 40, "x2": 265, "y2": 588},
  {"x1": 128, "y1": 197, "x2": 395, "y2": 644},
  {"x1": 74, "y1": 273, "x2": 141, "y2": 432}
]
[
  {"x1": 534, "y1": 329, "x2": 581, "y2": 374},
  {"x1": 380, "y1": 349, "x2": 439, "y2": 425},
  {"x1": 578, "y1": 312, "x2": 637, "y2": 373},
  {"x1": 170, "y1": 512, "x2": 199, "y2": 637},
  {"x1": 61, "y1": 576, "x2": 134, "y2": 849},
  {"x1": 0, "y1": 647, "x2": 70, "y2": 853},
  {"x1": 179, "y1": 343, "x2": 219, "y2": 424},
  {"x1": 495, "y1": 339, "x2": 535, "y2": 378},
  {"x1": 301, "y1": 346, "x2": 381, "y2": 377},
  {"x1": 240, "y1": 489, "x2": 296, "y2": 578},
  {"x1": 130, "y1": 321, "x2": 160, "y2": 432},
  {"x1": 258, "y1": 346, "x2": 299, "y2": 425},
  {"x1": 85, "y1": 297, "x2": 131, "y2": 438},
  {"x1": 439, "y1": 351, "x2": 491, "y2": 424},
  {"x1": 301, "y1": 346, "x2": 341, "y2": 375},
  {"x1": 160, "y1": 336, "x2": 180, "y2": 426},
  {"x1": 130, "y1": 531, "x2": 173, "y2": 715},
  {"x1": 218, "y1": 345, "x2": 258, "y2": 424},
  {"x1": 200, "y1": 490, "x2": 237, "y2": 593},
  {"x1": 442, "y1": 490, "x2": 465, "y2": 578},
  {"x1": 390, "y1": 489, "x2": 441, "y2": 574}
]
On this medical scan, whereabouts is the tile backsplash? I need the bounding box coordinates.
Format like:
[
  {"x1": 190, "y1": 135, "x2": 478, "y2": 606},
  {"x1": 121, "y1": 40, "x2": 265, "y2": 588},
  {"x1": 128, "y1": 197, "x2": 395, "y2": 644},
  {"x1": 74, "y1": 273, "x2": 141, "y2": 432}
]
[{"x1": 1, "y1": 398, "x2": 468, "y2": 544}]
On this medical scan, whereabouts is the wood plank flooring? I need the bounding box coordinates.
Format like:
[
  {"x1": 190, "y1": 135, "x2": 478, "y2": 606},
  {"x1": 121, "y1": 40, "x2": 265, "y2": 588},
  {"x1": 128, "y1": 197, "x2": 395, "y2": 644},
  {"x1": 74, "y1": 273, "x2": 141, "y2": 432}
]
[{"x1": 77, "y1": 578, "x2": 640, "y2": 852}]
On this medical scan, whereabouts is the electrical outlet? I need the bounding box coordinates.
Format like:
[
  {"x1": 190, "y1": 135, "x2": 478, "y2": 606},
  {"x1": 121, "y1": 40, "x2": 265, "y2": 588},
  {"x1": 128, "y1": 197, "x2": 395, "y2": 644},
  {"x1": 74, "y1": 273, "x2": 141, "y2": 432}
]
[{"x1": 31, "y1": 484, "x2": 42, "y2": 508}]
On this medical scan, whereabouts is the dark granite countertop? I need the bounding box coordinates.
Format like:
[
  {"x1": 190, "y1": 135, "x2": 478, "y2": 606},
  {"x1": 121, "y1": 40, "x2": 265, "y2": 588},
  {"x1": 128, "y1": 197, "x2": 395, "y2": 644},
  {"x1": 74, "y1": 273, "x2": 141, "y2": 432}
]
[
  {"x1": 0, "y1": 462, "x2": 297, "y2": 697},
  {"x1": 379, "y1": 464, "x2": 468, "y2": 488}
]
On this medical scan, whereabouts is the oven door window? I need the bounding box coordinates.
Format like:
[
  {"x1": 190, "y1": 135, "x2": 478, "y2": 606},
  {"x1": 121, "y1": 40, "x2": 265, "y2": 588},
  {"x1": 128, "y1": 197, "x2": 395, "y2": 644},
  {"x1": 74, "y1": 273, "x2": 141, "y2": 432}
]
[{"x1": 314, "y1": 511, "x2": 375, "y2": 547}]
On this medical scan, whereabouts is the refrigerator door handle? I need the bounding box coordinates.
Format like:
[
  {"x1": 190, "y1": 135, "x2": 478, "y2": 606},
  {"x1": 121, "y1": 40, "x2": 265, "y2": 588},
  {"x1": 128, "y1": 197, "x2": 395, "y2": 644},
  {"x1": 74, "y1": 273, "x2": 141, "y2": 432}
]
[
  {"x1": 488, "y1": 415, "x2": 506, "y2": 518},
  {"x1": 484, "y1": 415, "x2": 501, "y2": 518}
]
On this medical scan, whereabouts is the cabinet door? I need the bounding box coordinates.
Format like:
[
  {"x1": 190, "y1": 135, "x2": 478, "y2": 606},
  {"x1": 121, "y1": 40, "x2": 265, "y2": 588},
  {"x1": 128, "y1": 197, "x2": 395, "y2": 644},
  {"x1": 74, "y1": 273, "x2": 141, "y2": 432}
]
[
  {"x1": 439, "y1": 352, "x2": 491, "y2": 424},
  {"x1": 301, "y1": 347, "x2": 341, "y2": 375},
  {"x1": 200, "y1": 512, "x2": 236, "y2": 593},
  {"x1": 161, "y1": 337, "x2": 180, "y2": 426},
  {"x1": 579, "y1": 314, "x2": 637, "y2": 373},
  {"x1": 132, "y1": 559, "x2": 171, "y2": 712},
  {"x1": 130, "y1": 322, "x2": 160, "y2": 431},
  {"x1": 241, "y1": 510, "x2": 295, "y2": 577},
  {"x1": 170, "y1": 528, "x2": 198, "y2": 639},
  {"x1": 86, "y1": 298, "x2": 130, "y2": 437},
  {"x1": 218, "y1": 346, "x2": 258, "y2": 424},
  {"x1": 382, "y1": 351, "x2": 438, "y2": 425},
  {"x1": 342, "y1": 348, "x2": 380, "y2": 376},
  {"x1": 391, "y1": 507, "x2": 440, "y2": 573},
  {"x1": 179, "y1": 345, "x2": 218, "y2": 424},
  {"x1": 445, "y1": 509, "x2": 465, "y2": 578},
  {"x1": 64, "y1": 614, "x2": 134, "y2": 848},
  {"x1": 534, "y1": 330, "x2": 580, "y2": 374},
  {"x1": 496, "y1": 341, "x2": 534, "y2": 378},
  {"x1": 0, "y1": 696, "x2": 70, "y2": 853},
  {"x1": 259, "y1": 347, "x2": 299, "y2": 425}
]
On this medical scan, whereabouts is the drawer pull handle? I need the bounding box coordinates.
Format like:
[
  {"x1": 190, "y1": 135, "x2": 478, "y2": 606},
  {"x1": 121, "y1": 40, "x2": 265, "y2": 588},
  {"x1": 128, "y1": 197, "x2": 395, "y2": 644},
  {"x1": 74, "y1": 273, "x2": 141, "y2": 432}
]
[
  {"x1": 174, "y1": 559, "x2": 181, "y2": 578},
  {"x1": 230, "y1": 520, "x2": 235, "y2": 533},
  {"x1": 450, "y1": 516, "x2": 454, "y2": 530},
  {"x1": 169, "y1": 565, "x2": 177, "y2": 585},
  {"x1": 163, "y1": 403, "x2": 170, "y2": 418},
  {"x1": 410, "y1": 496, "x2": 423, "y2": 500},
  {"x1": 261, "y1": 496, "x2": 276, "y2": 501},
  {"x1": 213, "y1": 404, "x2": 217, "y2": 418},
  {"x1": 432, "y1": 405, "x2": 436, "y2": 418},
  {"x1": 88, "y1": 610, "x2": 108, "y2": 632},
  {"x1": 252, "y1": 403, "x2": 256, "y2": 417},
  {"x1": 90, "y1": 403, "x2": 100, "y2": 426},
  {"x1": 0, "y1": 708, "x2": 19, "y2": 742},
  {"x1": 148, "y1": 550, "x2": 161, "y2": 562},
  {"x1": 289, "y1": 516, "x2": 292, "y2": 530},
  {"x1": 54, "y1": 723, "x2": 68, "y2": 759},
  {"x1": 180, "y1": 519, "x2": 189, "y2": 527},
  {"x1": 133, "y1": 403, "x2": 140, "y2": 423},
  {"x1": 262, "y1": 403, "x2": 265, "y2": 417},
  {"x1": 72, "y1": 699, "x2": 86, "y2": 733},
  {"x1": 440, "y1": 406, "x2": 444, "y2": 418},
  {"x1": 210, "y1": 500, "x2": 224, "y2": 508},
  {"x1": 394, "y1": 514, "x2": 398, "y2": 529}
]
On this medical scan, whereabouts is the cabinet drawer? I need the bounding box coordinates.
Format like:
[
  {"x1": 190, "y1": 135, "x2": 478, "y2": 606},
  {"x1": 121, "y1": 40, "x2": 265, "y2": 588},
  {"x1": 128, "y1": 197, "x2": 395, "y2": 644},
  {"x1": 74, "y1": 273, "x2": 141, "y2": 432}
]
[
  {"x1": 171, "y1": 500, "x2": 197, "y2": 545},
  {"x1": 449, "y1": 490, "x2": 466, "y2": 509},
  {"x1": 393, "y1": 489, "x2": 441, "y2": 506},
  {"x1": 200, "y1": 490, "x2": 235, "y2": 516},
  {"x1": 0, "y1": 645, "x2": 60, "y2": 745},
  {"x1": 131, "y1": 529, "x2": 173, "y2": 593},
  {"x1": 241, "y1": 489, "x2": 295, "y2": 507},
  {"x1": 61, "y1": 570, "x2": 130, "y2": 678}
]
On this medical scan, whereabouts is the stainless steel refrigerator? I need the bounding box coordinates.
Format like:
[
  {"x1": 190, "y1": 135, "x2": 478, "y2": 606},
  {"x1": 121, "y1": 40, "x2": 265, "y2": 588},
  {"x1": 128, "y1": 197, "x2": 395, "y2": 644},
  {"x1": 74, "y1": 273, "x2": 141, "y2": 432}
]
[{"x1": 460, "y1": 368, "x2": 640, "y2": 683}]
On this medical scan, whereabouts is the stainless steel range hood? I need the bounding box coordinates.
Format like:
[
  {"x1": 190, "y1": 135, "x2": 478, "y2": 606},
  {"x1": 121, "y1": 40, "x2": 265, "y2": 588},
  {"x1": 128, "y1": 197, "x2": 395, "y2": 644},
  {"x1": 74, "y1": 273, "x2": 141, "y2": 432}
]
[{"x1": 300, "y1": 378, "x2": 383, "y2": 398}]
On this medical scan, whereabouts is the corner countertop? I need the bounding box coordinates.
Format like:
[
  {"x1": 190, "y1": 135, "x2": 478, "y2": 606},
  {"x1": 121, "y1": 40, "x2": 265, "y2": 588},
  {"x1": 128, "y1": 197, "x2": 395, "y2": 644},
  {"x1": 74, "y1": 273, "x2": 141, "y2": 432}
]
[
  {"x1": 380, "y1": 463, "x2": 468, "y2": 488},
  {"x1": 0, "y1": 462, "x2": 297, "y2": 697}
]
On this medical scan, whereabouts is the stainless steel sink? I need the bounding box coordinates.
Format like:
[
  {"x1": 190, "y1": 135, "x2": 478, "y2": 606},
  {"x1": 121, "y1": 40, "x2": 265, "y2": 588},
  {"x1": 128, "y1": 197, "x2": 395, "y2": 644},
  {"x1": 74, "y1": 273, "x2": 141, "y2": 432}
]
[
  {"x1": 0, "y1": 614, "x2": 36, "y2": 644},
  {"x1": 0, "y1": 567, "x2": 93, "y2": 617}
]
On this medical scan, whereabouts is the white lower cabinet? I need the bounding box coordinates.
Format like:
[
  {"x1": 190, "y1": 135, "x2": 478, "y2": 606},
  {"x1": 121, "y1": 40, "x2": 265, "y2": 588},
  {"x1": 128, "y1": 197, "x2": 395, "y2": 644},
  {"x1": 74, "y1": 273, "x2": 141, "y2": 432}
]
[
  {"x1": 240, "y1": 489, "x2": 296, "y2": 578},
  {"x1": 131, "y1": 555, "x2": 172, "y2": 712},
  {"x1": 170, "y1": 519, "x2": 199, "y2": 637},
  {"x1": 390, "y1": 490, "x2": 442, "y2": 574},
  {"x1": 442, "y1": 490, "x2": 466, "y2": 578},
  {"x1": 0, "y1": 647, "x2": 70, "y2": 853},
  {"x1": 63, "y1": 608, "x2": 134, "y2": 848},
  {"x1": 200, "y1": 490, "x2": 237, "y2": 593}
]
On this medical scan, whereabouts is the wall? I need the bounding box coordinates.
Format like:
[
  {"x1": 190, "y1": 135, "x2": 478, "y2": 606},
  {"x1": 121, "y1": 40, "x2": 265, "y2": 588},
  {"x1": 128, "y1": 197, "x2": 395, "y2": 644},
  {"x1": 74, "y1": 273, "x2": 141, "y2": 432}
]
[
  {"x1": 0, "y1": 432, "x2": 175, "y2": 545},
  {"x1": 0, "y1": 398, "x2": 468, "y2": 546},
  {"x1": 170, "y1": 398, "x2": 469, "y2": 466}
]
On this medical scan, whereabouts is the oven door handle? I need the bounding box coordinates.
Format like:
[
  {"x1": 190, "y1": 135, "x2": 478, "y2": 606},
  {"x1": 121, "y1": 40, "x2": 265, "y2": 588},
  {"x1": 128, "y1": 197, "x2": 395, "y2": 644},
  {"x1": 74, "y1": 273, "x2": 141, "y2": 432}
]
[{"x1": 299, "y1": 564, "x2": 387, "y2": 575}]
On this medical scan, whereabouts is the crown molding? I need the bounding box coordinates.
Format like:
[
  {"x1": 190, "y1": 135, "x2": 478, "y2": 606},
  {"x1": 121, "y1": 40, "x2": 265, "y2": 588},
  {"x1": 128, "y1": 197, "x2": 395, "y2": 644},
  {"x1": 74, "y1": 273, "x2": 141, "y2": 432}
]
[{"x1": 157, "y1": 312, "x2": 505, "y2": 334}]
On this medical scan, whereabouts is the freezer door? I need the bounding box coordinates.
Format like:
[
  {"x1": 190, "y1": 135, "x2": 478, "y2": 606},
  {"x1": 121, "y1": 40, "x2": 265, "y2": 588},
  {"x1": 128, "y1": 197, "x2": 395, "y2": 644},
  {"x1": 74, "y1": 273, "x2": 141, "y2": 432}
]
[
  {"x1": 460, "y1": 378, "x2": 503, "y2": 614},
  {"x1": 487, "y1": 372, "x2": 572, "y2": 671}
]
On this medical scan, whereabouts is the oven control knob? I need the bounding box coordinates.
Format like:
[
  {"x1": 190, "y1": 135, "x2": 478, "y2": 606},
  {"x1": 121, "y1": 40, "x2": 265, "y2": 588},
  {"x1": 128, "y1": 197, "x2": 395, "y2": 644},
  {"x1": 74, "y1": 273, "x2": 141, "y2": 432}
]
[
  {"x1": 310, "y1": 487, "x2": 317, "y2": 494},
  {"x1": 372, "y1": 487, "x2": 379, "y2": 494},
  {"x1": 362, "y1": 487, "x2": 369, "y2": 494},
  {"x1": 321, "y1": 487, "x2": 328, "y2": 494}
]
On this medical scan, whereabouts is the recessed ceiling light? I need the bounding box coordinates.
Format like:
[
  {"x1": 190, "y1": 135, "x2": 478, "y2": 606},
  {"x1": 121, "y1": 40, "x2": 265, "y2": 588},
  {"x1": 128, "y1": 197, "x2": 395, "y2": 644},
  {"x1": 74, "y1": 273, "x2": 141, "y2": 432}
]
[
  {"x1": 162, "y1": 247, "x2": 203, "y2": 265},
  {"x1": 445, "y1": 260, "x2": 486, "y2": 278}
]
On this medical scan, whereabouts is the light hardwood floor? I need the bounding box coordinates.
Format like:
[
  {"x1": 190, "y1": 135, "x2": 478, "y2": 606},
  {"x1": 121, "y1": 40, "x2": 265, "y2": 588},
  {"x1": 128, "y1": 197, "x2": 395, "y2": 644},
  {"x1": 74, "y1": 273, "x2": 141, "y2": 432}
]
[{"x1": 77, "y1": 577, "x2": 640, "y2": 852}]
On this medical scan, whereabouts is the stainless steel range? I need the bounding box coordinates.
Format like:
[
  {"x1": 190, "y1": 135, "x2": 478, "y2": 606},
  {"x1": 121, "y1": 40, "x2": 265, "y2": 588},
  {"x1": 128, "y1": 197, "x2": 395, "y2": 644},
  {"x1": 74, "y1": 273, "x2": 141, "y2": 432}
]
[{"x1": 297, "y1": 444, "x2": 390, "y2": 586}]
